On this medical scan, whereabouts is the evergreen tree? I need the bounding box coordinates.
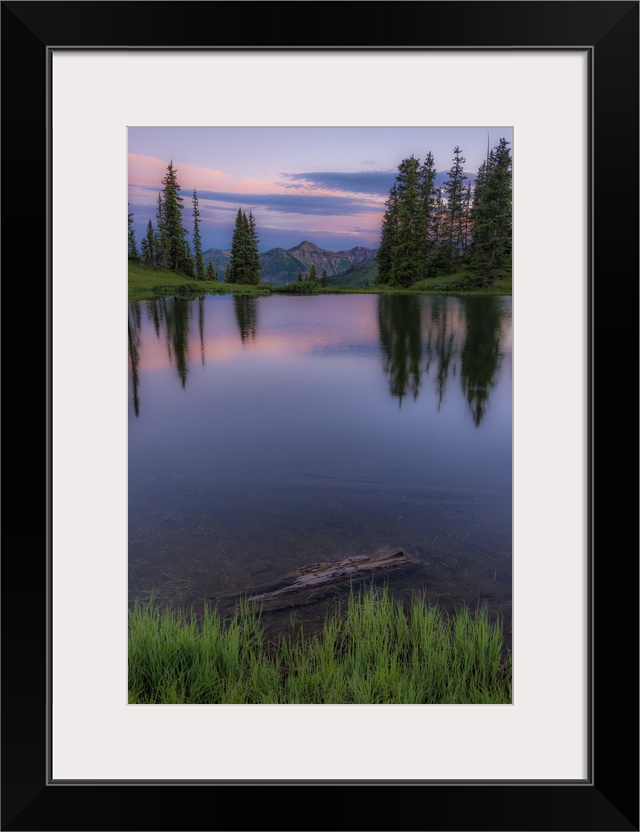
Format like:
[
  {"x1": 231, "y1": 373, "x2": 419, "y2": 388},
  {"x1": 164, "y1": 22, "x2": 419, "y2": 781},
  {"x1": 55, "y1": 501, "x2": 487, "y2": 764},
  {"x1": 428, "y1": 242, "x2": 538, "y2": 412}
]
[
  {"x1": 470, "y1": 138, "x2": 512, "y2": 285},
  {"x1": 226, "y1": 208, "x2": 261, "y2": 285},
  {"x1": 155, "y1": 192, "x2": 168, "y2": 267},
  {"x1": 141, "y1": 220, "x2": 156, "y2": 266},
  {"x1": 206, "y1": 261, "x2": 216, "y2": 281},
  {"x1": 376, "y1": 184, "x2": 398, "y2": 284},
  {"x1": 321, "y1": 269, "x2": 328, "y2": 288},
  {"x1": 184, "y1": 240, "x2": 194, "y2": 277},
  {"x1": 308, "y1": 263, "x2": 318, "y2": 284},
  {"x1": 390, "y1": 155, "x2": 423, "y2": 286},
  {"x1": 419, "y1": 152, "x2": 438, "y2": 274},
  {"x1": 430, "y1": 187, "x2": 451, "y2": 274},
  {"x1": 462, "y1": 182, "x2": 473, "y2": 257},
  {"x1": 247, "y1": 212, "x2": 262, "y2": 285},
  {"x1": 160, "y1": 160, "x2": 190, "y2": 272},
  {"x1": 375, "y1": 143, "x2": 507, "y2": 283},
  {"x1": 441, "y1": 146, "x2": 468, "y2": 272},
  {"x1": 433, "y1": 188, "x2": 445, "y2": 248},
  {"x1": 128, "y1": 208, "x2": 139, "y2": 260},
  {"x1": 226, "y1": 208, "x2": 247, "y2": 284},
  {"x1": 297, "y1": 272, "x2": 303, "y2": 282},
  {"x1": 192, "y1": 189, "x2": 205, "y2": 280}
]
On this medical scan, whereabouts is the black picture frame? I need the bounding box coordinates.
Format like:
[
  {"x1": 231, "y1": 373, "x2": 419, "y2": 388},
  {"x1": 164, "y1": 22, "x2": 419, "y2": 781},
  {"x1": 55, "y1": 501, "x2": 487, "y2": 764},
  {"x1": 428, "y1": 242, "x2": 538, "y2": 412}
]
[{"x1": 2, "y1": 2, "x2": 638, "y2": 830}]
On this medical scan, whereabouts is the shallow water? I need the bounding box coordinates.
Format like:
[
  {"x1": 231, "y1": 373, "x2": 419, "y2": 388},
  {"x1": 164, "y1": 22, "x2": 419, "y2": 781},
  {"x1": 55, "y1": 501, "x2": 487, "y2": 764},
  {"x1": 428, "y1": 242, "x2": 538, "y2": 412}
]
[{"x1": 129, "y1": 293, "x2": 512, "y2": 646}]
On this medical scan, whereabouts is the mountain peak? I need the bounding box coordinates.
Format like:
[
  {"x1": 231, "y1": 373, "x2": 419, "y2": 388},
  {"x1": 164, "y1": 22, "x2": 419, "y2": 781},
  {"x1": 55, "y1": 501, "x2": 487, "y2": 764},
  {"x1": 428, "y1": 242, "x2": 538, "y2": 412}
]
[{"x1": 290, "y1": 240, "x2": 321, "y2": 252}]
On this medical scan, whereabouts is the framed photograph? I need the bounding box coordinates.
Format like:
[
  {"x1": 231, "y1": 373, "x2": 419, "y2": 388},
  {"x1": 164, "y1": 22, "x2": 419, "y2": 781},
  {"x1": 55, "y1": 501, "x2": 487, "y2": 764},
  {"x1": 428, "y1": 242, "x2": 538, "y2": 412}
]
[{"x1": 3, "y1": 1, "x2": 637, "y2": 830}]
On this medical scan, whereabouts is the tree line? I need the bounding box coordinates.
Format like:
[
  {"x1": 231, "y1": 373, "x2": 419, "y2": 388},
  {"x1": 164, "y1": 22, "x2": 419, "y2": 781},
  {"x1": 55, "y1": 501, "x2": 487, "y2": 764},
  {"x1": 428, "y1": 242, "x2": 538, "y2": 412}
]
[
  {"x1": 128, "y1": 161, "x2": 262, "y2": 284},
  {"x1": 376, "y1": 139, "x2": 512, "y2": 288},
  {"x1": 296, "y1": 265, "x2": 328, "y2": 287}
]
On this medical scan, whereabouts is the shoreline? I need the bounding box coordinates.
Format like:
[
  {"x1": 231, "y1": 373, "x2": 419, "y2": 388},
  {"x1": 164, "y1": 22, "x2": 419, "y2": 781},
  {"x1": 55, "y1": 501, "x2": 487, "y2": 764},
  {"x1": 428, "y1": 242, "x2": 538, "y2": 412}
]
[
  {"x1": 128, "y1": 584, "x2": 512, "y2": 705},
  {"x1": 128, "y1": 261, "x2": 512, "y2": 299}
]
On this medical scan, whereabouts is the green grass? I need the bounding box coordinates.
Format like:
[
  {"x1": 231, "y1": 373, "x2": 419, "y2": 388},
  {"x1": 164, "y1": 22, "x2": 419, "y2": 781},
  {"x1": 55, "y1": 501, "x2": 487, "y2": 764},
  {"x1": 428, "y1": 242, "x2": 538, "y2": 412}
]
[
  {"x1": 129, "y1": 261, "x2": 511, "y2": 298},
  {"x1": 128, "y1": 584, "x2": 512, "y2": 704},
  {"x1": 128, "y1": 261, "x2": 270, "y2": 297},
  {"x1": 411, "y1": 273, "x2": 513, "y2": 295}
]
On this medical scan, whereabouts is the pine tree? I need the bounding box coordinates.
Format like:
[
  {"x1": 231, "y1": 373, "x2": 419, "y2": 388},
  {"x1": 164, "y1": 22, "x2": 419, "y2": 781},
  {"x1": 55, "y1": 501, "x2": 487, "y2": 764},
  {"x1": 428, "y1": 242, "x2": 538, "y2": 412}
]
[
  {"x1": 441, "y1": 146, "x2": 468, "y2": 272},
  {"x1": 462, "y1": 182, "x2": 473, "y2": 257},
  {"x1": 128, "y1": 208, "x2": 139, "y2": 260},
  {"x1": 160, "y1": 160, "x2": 190, "y2": 272},
  {"x1": 297, "y1": 272, "x2": 303, "y2": 282},
  {"x1": 321, "y1": 269, "x2": 328, "y2": 288},
  {"x1": 470, "y1": 138, "x2": 512, "y2": 285},
  {"x1": 192, "y1": 189, "x2": 205, "y2": 280},
  {"x1": 247, "y1": 212, "x2": 262, "y2": 285},
  {"x1": 155, "y1": 192, "x2": 167, "y2": 267},
  {"x1": 226, "y1": 208, "x2": 261, "y2": 284},
  {"x1": 226, "y1": 208, "x2": 246, "y2": 284},
  {"x1": 376, "y1": 184, "x2": 398, "y2": 284},
  {"x1": 419, "y1": 152, "x2": 438, "y2": 274},
  {"x1": 206, "y1": 261, "x2": 216, "y2": 281},
  {"x1": 390, "y1": 155, "x2": 423, "y2": 287},
  {"x1": 183, "y1": 240, "x2": 194, "y2": 277},
  {"x1": 308, "y1": 263, "x2": 318, "y2": 284},
  {"x1": 433, "y1": 188, "x2": 445, "y2": 248},
  {"x1": 141, "y1": 220, "x2": 156, "y2": 266}
]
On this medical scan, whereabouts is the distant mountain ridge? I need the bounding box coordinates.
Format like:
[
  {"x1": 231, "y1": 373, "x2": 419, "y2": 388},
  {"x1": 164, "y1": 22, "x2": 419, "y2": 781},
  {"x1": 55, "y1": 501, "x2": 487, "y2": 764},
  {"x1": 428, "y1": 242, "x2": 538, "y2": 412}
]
[
  {"x1": 202, "y1": 247, "x2": 232, "y2": 278},
  {"x1": 203, "y1": 240, "x2": 377, "y2": 285},
  {"x1": 329, "y1": 257, "x2": 379, "y2": 287}
]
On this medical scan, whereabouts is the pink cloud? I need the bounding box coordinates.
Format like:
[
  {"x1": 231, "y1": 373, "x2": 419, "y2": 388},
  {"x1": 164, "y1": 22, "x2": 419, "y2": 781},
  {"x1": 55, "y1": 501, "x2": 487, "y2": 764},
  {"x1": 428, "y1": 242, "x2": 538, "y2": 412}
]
[
  {"x1": 128, "y1": 153, "x2": 234, "y2": 190},
  {"x1": 128, "y1": 153, "x2": 377, "y2": 201},
  {"x1": 129, "y1": 153, "x2": 292, "y2": 197}
]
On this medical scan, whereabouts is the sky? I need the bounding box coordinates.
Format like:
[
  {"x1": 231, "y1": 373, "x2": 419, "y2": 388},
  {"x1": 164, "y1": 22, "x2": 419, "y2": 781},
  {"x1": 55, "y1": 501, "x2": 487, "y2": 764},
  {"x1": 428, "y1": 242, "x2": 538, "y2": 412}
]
[{"x1": 128, "y1": 127, "x2": 513, "y2": 253}]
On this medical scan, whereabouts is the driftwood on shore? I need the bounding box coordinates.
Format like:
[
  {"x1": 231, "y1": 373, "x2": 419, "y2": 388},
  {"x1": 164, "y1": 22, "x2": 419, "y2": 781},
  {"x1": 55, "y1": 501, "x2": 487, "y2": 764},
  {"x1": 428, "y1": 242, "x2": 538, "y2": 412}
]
[{"x1": 214, "y1": 548, "x2": 421, "y2": 613}]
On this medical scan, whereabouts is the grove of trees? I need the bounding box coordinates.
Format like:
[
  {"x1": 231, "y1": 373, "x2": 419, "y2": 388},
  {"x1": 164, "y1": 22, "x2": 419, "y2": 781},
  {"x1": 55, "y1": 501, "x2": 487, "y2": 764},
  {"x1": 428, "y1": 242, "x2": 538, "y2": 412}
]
[
  {"x1": 376, "y1": 140, "x2": 512, "y2": 288},
  {"x1": 225, "y1": 208, "x2": 262, "y2": 285},
  {"x1": 128, "y1": 160, "x2": 262, "y2": 284}
]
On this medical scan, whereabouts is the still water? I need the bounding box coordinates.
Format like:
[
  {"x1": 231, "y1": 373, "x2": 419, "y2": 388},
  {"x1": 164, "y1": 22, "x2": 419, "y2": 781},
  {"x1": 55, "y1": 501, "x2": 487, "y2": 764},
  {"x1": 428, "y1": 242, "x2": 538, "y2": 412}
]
[{"x1": 129, "y1": 293, "x2": 512, "y2": 644}]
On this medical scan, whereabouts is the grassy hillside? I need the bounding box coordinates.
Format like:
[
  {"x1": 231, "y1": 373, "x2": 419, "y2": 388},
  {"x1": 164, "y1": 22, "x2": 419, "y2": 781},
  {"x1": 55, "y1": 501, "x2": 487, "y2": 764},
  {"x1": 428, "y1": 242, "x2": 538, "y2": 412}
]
[
  {"x1": 128, "y1": 261, "x2": 269, "y2": 296},
  {"x1": 330, "y1": 258, "x2": 379, "y2": 287},
  {"x1": 259, "y1": 248, "x2": 309, "y2": 283}
]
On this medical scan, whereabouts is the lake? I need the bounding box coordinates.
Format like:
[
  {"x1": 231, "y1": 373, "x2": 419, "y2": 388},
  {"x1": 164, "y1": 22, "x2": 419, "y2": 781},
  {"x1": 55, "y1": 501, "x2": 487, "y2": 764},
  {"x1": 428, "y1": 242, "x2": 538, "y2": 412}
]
[{"x1": 128, "y1": 293, "x2": 512, "y2": 647}]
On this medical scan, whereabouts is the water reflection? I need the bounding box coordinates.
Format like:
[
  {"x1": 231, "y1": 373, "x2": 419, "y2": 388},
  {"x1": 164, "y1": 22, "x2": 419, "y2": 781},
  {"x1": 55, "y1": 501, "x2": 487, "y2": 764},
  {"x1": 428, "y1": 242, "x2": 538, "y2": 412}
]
[
  {"x1": 198, "y1": 296, "x2": 206, "y2": 365},
  {"x1": 377, "y1": 294, "x2": 506, "y2": 425},
  {"x1": 460, "y1": 297, "x2": 505, "y2": 427},
  {"x1": 423, "y1": 295, "x2": 459, "y2": 409},
  {"x1": 128, "y1": 294, "x2": 510, "y2": 427},
  {"x1": 164, "y1": 297, "x2": 191, "y2": 388},
  {"x1": 234, "y1": 295, "x2": 258, "y2": 343},
  {"x1": 127, "y1": 302, "x2": 141, "y2": 418},
  {"x1": 377, "y1": 295, "x2": 422, "y2": 402},
  {"x1": 128, "y1": 296, "x2": 192, "y2": 409}
]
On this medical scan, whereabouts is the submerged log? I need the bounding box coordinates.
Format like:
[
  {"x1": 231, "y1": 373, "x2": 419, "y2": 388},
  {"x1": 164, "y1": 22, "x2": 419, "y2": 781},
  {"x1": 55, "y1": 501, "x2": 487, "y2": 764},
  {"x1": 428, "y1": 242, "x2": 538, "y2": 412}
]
[{"x1": 215, "y1": 548, "x2": 421, "y2": 613}]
